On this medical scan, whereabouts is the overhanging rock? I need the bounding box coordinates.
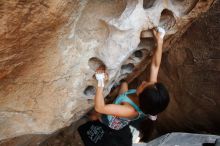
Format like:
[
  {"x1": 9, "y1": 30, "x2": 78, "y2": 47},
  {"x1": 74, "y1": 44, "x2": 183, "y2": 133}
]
[{"x1": 0, "y1": 0, "x2": 215, "y2": 141}]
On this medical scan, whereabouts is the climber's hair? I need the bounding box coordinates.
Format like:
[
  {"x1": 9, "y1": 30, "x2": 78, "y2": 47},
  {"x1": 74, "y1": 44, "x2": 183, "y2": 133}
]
[
  {"x1": 139, "y1": 82, "x2": 170, "y2": 115},
  {"x1": 138, "y1": 82, "x2": 170, "y2": 141}
]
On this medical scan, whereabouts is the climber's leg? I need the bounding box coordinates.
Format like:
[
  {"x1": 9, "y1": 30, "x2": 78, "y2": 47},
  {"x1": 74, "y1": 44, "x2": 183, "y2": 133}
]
[{"x1": 118, "y1": 80, "x2": 128, "y2": 95}]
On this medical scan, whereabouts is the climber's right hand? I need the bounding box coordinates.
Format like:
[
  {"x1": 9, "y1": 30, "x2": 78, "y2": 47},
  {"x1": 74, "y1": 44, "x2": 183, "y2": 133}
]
[{"x1": 152, "y1": 27, "x2": 165, "y2": 44}]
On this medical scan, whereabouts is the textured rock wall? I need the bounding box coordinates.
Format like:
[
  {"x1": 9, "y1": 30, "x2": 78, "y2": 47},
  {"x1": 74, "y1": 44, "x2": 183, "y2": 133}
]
[
  {"x1": 143, "y1": 133, "x2": 220, "y2": 146},
  {"x1": 131, "y1": 0, "x2": 220, "y2": 137},
  {"x1": 0, "y1": 0, "x2": 215, "y2": 142},
  {"x1": 0, "y1": 0, "x2": 89, "y2": 140},
  {"x1": 156, "y1": 0, "x2": 220, "y2": 134}
]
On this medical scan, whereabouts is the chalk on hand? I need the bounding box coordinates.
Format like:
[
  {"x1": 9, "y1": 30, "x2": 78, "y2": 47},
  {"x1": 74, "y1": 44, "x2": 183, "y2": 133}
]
[
  {"x1": 156, "y1": 27, "x2": 165, "y2": 39},
  {"x1": 95, "y1": 73, "x2": 105, "y2": 87}
]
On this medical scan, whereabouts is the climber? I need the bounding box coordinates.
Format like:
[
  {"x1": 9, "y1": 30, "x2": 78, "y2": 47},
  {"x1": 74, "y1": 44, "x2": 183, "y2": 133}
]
[
  {"x1": 78, "y1": 27, "x2": 170, "y2": 145},
  {"x1": 93, "y1": 27, "x2": 170, "y2": 134}
]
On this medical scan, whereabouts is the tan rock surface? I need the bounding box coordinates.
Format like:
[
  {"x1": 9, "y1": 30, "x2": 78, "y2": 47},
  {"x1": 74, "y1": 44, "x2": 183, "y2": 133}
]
[{"x1": 0, "y1": 0, "x2": 215, "y2": 142}]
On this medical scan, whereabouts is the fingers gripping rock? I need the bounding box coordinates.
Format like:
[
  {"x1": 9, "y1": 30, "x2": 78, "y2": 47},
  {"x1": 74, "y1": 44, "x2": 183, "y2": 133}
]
[
  {"x1": 95, "y1": 73, "x2": 105, "y2": 87},
  {"x1": 156, "y1": 27, "x2": 166, "y2": 39}
]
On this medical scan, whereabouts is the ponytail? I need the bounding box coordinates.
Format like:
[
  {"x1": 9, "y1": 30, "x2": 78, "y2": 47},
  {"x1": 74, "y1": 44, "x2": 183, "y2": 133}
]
[{"x1": 138, "y1": 82, "x2": 170, "y2": 141}]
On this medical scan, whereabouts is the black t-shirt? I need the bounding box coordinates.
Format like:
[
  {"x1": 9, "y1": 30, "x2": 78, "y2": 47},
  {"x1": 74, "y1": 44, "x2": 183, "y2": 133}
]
[{"x1": 78, "y1": 120, "x2": 132, "y2": 146}]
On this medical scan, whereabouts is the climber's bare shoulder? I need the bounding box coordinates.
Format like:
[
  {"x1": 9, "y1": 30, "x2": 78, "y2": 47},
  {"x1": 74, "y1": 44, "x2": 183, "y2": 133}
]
[{"x1": 97, "y1": 103, "x2": 138, "y2": 119}]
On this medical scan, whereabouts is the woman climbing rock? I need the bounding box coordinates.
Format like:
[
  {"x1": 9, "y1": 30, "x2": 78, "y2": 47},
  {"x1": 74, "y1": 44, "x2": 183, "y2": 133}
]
[{"x1": 78, "y1": 27, "x2": 170, "y2": 146}]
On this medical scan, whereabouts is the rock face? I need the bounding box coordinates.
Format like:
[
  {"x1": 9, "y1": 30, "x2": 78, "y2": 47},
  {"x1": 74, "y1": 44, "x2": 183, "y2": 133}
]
[
  {"x1": 0, "y1": 0, "x2": 215, "y2": 142},
  {"x1": 130, "y1": 0, "x2": 220, "y2": 137},
  {"x1": 134, "y1": 133, "x2": 220, "y2": 146},
  {"x1": 156, "y1": 0, "x2": 220, "y2": 134}
]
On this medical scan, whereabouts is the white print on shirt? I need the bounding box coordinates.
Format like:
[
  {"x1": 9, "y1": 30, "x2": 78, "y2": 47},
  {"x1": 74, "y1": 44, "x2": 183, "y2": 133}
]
[
  {"x1": 109, "y1": 116, "x2": 130, "y2": 130},
  {"x1": 86, "y1": 125, "x2": 105, "y2": 143}
]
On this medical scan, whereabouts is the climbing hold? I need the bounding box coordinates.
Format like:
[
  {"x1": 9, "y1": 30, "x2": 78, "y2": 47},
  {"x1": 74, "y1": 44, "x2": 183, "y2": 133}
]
[
  {"x1": 84, "y1": 86, "x2": 96, "y2": 97},
  {"x1": 121, "y1": 63, "x2": 135, "y2": 74},
  {"x1": 88, "y1": 57, "x2": 106, "y2": 71}
]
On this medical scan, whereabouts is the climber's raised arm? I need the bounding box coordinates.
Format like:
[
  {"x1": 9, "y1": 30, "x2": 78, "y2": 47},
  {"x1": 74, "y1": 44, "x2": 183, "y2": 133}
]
[
  {"x1": 149, "y1": 27, "x2": 165, "y2": 83},
  {"x1": 94, "y1": 70, "x2": 138, "y2": 119}
]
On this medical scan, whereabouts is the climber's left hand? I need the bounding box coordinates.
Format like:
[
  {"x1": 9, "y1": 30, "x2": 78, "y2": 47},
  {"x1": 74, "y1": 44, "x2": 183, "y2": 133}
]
[{"x1": 95, "y1": 66, "x2": 108, "y2": 87}]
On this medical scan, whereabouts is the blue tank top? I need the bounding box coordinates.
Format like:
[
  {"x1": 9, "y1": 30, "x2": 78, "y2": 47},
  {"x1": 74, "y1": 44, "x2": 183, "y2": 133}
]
[{"x1": 101, "y1": 89, "x2": 145, "y2": 130}]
